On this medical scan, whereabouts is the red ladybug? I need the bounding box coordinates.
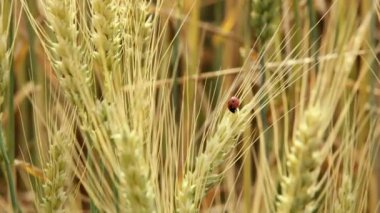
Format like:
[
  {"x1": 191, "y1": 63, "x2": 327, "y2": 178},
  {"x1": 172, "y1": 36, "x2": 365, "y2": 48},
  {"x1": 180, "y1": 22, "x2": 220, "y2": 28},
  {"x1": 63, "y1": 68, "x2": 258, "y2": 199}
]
[{"x1": 227, "y1": 96, "x2": 240, "y2": 113}]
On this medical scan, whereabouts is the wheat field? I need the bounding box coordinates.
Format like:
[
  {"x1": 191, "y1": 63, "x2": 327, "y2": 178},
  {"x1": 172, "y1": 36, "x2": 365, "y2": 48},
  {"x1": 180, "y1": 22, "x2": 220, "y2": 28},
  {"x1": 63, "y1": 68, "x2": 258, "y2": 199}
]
[{"x1": 0, "y1": 0, "x2": 379, "y2": 212}]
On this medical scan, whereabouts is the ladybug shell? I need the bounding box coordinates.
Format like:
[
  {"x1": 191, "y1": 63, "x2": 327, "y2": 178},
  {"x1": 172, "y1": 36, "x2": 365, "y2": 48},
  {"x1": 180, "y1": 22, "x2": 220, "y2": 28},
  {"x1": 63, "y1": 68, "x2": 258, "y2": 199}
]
[{"x1": 227, "y1": 96, "x2": 240, "y2": 113}]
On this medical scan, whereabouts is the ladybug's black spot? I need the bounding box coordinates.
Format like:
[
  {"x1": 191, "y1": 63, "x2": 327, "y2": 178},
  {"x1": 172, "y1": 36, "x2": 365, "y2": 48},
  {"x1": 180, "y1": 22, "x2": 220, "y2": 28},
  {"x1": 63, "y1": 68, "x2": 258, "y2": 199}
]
[{"x1": 228, "y1": 106, "x2": 237, "y2": 113}]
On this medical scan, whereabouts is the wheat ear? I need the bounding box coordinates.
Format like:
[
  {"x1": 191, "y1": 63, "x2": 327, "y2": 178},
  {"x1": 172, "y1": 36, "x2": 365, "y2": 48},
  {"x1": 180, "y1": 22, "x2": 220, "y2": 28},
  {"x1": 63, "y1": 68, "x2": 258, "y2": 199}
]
[
  {"x1": 176, "y1": 106, "x2": 251, "y2": 212},
  {"x1": 40, "y1": 129, "x2": 74, "y2": 212}
]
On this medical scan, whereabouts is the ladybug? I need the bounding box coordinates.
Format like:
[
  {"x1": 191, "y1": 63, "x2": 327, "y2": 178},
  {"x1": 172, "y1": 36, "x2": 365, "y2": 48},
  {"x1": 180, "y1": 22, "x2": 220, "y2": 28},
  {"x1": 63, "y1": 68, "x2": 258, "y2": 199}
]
[{"x1": 227, "y1": 96, "x2": 240, "y2": 113}]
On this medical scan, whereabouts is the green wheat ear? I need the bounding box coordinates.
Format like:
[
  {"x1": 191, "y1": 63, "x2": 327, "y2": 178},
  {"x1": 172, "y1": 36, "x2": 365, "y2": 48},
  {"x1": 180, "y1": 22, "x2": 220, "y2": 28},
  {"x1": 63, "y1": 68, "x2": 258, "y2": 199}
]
[
  {"x1": 175, "y1": 102, "x2": 253, "y2": 212},
  {"x1": 0, "y1": 10, "x2": 10, "y2": 121},
  {"x1": 251, "y1": 0, "x2": 280, "y2": 45},
  {"x1": 41, "y1": 130, "x2": 74, "y2": 212},
  {"x1": 276, "y1": 108, "x2": 323, "y2": 213}
]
